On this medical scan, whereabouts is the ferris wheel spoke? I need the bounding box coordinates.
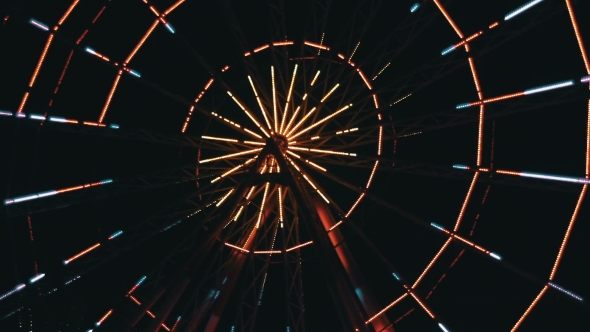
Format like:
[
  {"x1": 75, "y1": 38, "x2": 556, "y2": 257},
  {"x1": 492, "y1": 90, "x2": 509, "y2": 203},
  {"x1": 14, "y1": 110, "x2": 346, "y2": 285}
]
[
  {"x1": 11, "y1": 189, "x2": 221, "y2": 318},
  {"x1": 388, "y1": 84, "x2": 590, "y2": 139},
  {"x1": 1, "y1": 164, "x2": 220, "y2": 218},
  {"x1": 319, "y1": 168, "x2": 587, "y2": 308},
  {"x1": 381, "y1": 0, "x2": 566, "y2": 105}
]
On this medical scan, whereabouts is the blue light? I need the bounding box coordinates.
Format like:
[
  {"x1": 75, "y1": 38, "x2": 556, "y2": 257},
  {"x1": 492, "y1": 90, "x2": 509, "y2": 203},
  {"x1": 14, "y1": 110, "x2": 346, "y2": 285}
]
[
  {"x1": 137, "y1": 276, "x2": 147, "y2": 285},
  {"x1": 129, "y1": 70, "x2": 141, "y2": 78},
  {"x1": 392, "y1": 272, "x2": 401, "y2": 281},
  {"x1": 430, "y1": 222, "x2": 445, "y2": 231},
  {"x1": 108, "y1": 230, "x2": 123, "y2": 239},
  {"x1": 85, "y1": 47, "x2": 96, "y2": 55},
  {"x1": 109, "y1": 124, "x2": 119, "y2": 129},
  {"x1": 410, "y1": 3, "x2": 420, "y2": 13},
  {"x1": 505, "y1": 0, "x2": 544, "y2": 21},
  {"x1": 101, "y1": 179, "x2": 113, "y2": 184},
  {"x1": 452, "y1": 164, "x2": 470, "y2": 170},
  {"x1": 165, "y1": 23, "x2": 175, "y2": 33},
  {"x1": 441, "y1": 45, "x2": 456, "y2": 56},
  {"x1": 456, "y1": 103, "x2": 471, "y2": 109}
]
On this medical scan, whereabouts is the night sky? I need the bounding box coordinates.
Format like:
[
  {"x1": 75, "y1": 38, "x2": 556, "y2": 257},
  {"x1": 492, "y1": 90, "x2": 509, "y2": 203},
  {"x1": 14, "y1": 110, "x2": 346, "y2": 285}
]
[{"x1": 1, "y1": 0, "x2": 590, "y2": 331}]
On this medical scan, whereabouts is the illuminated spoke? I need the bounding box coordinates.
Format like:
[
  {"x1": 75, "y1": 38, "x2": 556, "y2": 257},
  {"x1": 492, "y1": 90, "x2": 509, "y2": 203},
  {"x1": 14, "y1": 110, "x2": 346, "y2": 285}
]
[
  {"x1": 288, "y1": 147, "x2": 356, "y2": 157},
  {"x1": 289, "y1": 104, "x2": 352, "y2": 140},
  {"x1": 271, "y1": 66, "x2": 278, "y2": 133},
  {"x1": 227, "y1": 91, "x2": 270, "y2": 137},
  {"x1": 4, "y1": 179, "x2": 113, "y2": 205},
  {"x1": 256, "y1": 183, "x2": 271, "y2": 229},
  {"x1": 248, "y1": 76, "x2": 274, "y2": 132},
  {"x1": 283, "y1": 105, "x2": 301, "y2": 135},
  {"x1": 286, "y1": 150, "x2": 328, "y2": 172},
  {"x1": 310, "y1": 70, "x2": 321, "y2": 86},
  {"x1": 320, "y1": 83, "x2": 340, "y2": 103},
  {"x1": 211, "y1": 158, "x2": 257, "y2": 183},
  {"x1": 285, "y1": 107, "x2": 317, "y2": 138},
  {"x1": 456, "y1": 79, "x2": 576, "y2": 109},
  {"x1": 199, "y1": 148, "x2": 262, "y2": 164},
  {"x1": 285, "y1": 157, "x2": 330, "y2": 204},
  {"x1": 278, "y1": 186, "x2": 284, "y2": 228},
  {"x1": 280, "y1": 64, "x2": 298, "y2": 134}
]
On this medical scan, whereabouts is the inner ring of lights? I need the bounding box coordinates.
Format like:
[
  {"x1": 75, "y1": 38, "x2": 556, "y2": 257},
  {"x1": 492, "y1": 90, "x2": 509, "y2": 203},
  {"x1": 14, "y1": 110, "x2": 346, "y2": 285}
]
[{"x1": 190, "y1": 40, "x2": 384, "y2": 251}]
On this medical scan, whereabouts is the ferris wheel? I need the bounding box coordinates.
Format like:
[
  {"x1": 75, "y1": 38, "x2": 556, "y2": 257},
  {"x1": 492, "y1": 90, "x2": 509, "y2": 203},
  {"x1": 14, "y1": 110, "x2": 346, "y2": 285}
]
[{"x1": 1, "y1": 0, "x2": 589, "y2": 331}]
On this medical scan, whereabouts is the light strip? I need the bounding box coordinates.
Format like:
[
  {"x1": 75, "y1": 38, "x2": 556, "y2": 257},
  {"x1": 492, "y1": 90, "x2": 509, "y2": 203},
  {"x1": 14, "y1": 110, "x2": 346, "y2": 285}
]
[
  {"x1": 4, "y1": 179, "x2": 113, "y2": 205},
  {"x1": 286, "y1": 240, "x2": 313, "y2": 252},
  {"x1": 199, "y1": 148, "x2": 262, "y2": 164},
  {"x1": 505, "y1": 0, "x2": 544, "y2": 21}
]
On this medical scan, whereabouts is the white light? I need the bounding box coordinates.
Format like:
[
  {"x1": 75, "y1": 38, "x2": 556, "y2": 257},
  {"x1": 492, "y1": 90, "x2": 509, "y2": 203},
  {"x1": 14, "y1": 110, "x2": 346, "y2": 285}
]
[
  {"x1": 0, "y1": 111, "x2": 13, "y2": 116},
  {"x1": 548, "y1": 282, "x2": 584, "y2": 301},
  {"x1": 29, "y1": 114, "x2": 46, "y2": 120},
  {"x1": 489, "y1": 252, "x2": 502, "y2": 260},
  {"x1": 30, "y1": 274, "x2": 45, "y2": 283},
  {"x1": 438, "y1": 323, "x2": 450, "y2": 332},
  {"x1": 524, "y1": 80, "x2": 574, "y2": 95},
  {"x1": 505, "y1": 0, "x2": 544, "y2": 21},
  {"x1": 29, "y1": 19, "x2": 49, "y2": 31},
  {"x1": 49, "y1": 116, "x2": 67, "y2": 123}
]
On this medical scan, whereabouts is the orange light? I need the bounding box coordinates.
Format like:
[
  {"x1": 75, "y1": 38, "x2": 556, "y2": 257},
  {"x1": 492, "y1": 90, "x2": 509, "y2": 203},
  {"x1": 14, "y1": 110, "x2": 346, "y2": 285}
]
[
  {"x1": 98, "y1": 70, "x2": 123, "y2": 123},
  {"x1": 97, "y1": 309, "x2": 113, "y2": 325},
  {"x1": 366, "y1": 293, "x2": 408, "y2": 324},
  {"x1": 129, "y1": 295, "x2": 141, "y2": 305},
  {"x1": 549, "y1": 185, "x2": 587, "y2": 280},
  {"x1": 273, "y1": 41, "x2": 294, "y2": 46},
  {"x1": 58, "y1": 0, "x2": 81, "y2": 25},
  {"x1": 564, "y1": 0, "x2": 590, "y2": 74},
  {"x1": 253, "y1": 44, "x2": 270, "y2": 52},
  {"x1": 357, "y1": 69, "x2": 372, "y2": 90},
  {"x1": 65, "y1": 243, "x2": 101, "y2": 264},
  {"x1": 432, "y1": 0, "x2": 464, "y2": 38},
  {"x1": 511, "y1": 286, "x2": 548, "y2": 331},
  {"x1": 304, "y1": 41, "x2": 329, "y2": 50}
]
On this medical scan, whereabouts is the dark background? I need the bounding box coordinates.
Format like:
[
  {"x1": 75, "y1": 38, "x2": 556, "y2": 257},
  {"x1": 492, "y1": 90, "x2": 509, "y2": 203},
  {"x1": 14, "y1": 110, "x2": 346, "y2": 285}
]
[{"x1": 1, "y1": 0, "x2": 589, "y2": 331}]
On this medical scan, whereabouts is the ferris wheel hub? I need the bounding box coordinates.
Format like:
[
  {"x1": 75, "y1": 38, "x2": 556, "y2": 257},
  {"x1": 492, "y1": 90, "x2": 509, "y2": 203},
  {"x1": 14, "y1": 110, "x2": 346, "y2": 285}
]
[{"x1": 270, "y1": 134, "x2": 289, "y2": 151}]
